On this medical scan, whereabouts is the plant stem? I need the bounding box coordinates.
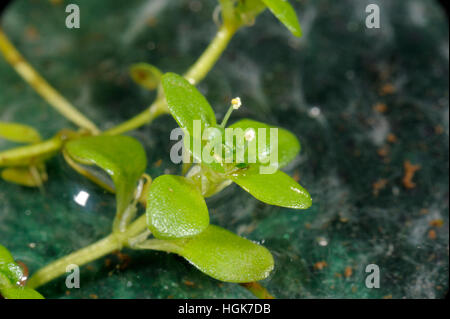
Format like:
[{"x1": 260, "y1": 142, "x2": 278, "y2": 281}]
[
  {"x1": 184, "y1": 24, "x2": 236, "y2": 85},
  {"x1": 0, "y1": 135, "x2": 62, "y2": 167},
  {"x1": 27, "y1": 214, "x2": 148, "y2": 290},
  {"x1": 103, "y1": 99, "x2": 166, "y2": 136},
  {"x1": 104, "y1": 24, "x2": 237, "y2": 136},
  {"x1": 27, "y1": 234, "x2": 121, "y2": 289},
  {"x1": 0, "y1": 28, "x2": 100, "y2": 134}
]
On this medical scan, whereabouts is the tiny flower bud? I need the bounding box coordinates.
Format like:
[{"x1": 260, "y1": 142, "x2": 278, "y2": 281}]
[
  {"x1": 244, "y1": 128, "x2": 256, "y2": 141},
  {"x1": 231, "y1": 97, "x2": 242, "y2": 110}
]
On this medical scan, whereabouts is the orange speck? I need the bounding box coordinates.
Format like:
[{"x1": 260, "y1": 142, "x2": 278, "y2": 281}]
[
  {"x1": 383, "y1": 294, "x2": 393, "y2": 299},
  {"x1": 377, "y1": 147, "x2": 389, "y2": 157},
  {"x1": 428, "y1": 229, "x2": 437, "y2": 240},
  {"x1": 89, "y1": 294, "x2": 98, "y2": 299},
  {"x1": 402, "y1": 160, "x2": 421, "y2": 189},
  {"x1": 154, "y1": 159, "x2": 163, "y2": 167},
  {"x1": 314, "y1": 261, "x2": 328, "y2": 270},
  {"x1": 373, "y1": 103, "x2": 388, "y2": 113},
  {"x1": 435, "y1": 125, "x2": 444, "y2": 135},
  {"x1": 184, "y1": 280, "x2": 195, "y2": 287},
  {"x1": 429, "y1": 219, "x2": 444, "y2": 228},
  {"x1": 387, "y1": 133, "x2": 397, "y2": 143},
  {"x1": 25, "y1": 26, "x2": 39, "y2": 41},
  {"x1": 344, "y1": 266, "x2": 353, "y2": 278},
  {"x1": 372, "y1": 178, "x2": 388, "y2": 197},
  {"x1": 380, "y1": 83, "x2": 396, "y2": 96},
  {"x1": 293, "y1": 170, "x2": 300, "y2": 182}
]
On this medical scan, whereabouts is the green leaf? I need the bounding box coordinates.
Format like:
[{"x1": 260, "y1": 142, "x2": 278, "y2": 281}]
[
  {"x1": 65, "y1": 135, "x2": 147, "y2": 229},
  {"x1": 0, "y1": 122, "x2": 41, "y2": 144},
  {"x1": 1, "y1": 166, "x2": 46, "y2": 187},
  {"x1": 0, "y1": 244, "x2": 14, "y2": 265},
  {"x1": 130, "y1": 63, "x2": 162, "y2": 90},
  {"x1": 0, "y1": 286, "x2": 44, "y2": 299},
  {"x1": 146, "y1": 175, "x2": 209, "y2": 239},
  {"x1": 141, "y1": 225, "x2": 274, "y2": 283},
  {"x1": 228, "y1": 166, "x2": 312, "y2": 209},
  {"x1": 0, "y1": 244, "x2": 24, "y2": 286},
  {"x1": 161, "y1": 72, "x2": 216, "y2": 136},
  {"x1": 261, "y1": 0, "x2": 302, "y2": 37},
  {"x1": 229, "y1": 118, "x2": 300, "y2": 169}
]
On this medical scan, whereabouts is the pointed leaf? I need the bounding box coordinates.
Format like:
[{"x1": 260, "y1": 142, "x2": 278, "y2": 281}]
[
  {"x1": 228, "y1": 166, "x2": 312, "y2": 209},
  {"x1": 261, "y1": 0, "x2": 302, "y2": 37},
  {"x1": 65, "y1": 135, "x2": 147, "y2": 223},
  {"x1": 229, "y1": 118, "x2": 300, "y2": 169},
  {"x1": 161, "y1": 72, "x2": 216, "y2": 136},
  {"x1": 146, "y1": 175, "x2": 209, "y2": 239},
  {"x1": 141, "y1": 225, "x2": 274, "y2": 283},
  {"x1": 0, "y1": 245, "x2": 24, "y2": 286},
  {"x1": 130, "y1": 63, "x2": 162, "y2": 90},
  {"x1": 0, "y1": 286, "x2": 44, "y2": 299},
  {"x1": 0, "y1": 122, "x2": 41, "y2": 144}
]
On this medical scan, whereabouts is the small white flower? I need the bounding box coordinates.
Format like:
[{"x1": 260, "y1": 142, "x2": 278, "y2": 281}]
[
  {"x1": 231, "y1": 97, "x2": 242, "y2": 110},
  {"x1": 244, "y1": 128, "x2": 256, "y2": 141}
]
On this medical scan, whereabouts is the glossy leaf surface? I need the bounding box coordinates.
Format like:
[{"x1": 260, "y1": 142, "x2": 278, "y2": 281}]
[
  {"x1": 228, "y1": 166, "x2": 312, "y2": 209},
  {"x1": 143, "y1": 225, "x2": 274, "y2": 283},
  {"x1": 229, "y1": 118, "x2": 300, "y2": 169},
  {"x1": 65, "y1": 135, "x2": 147, "y2": 219},
  {"x1": 146, "y1": 175, "x2": 209, "y2": 239},
  {"x1": 162, "y1": 72, "x2": 216, "y2": 136},
  {"x1": 262, "y1": 0, "x2": 302, "y2": 37}
]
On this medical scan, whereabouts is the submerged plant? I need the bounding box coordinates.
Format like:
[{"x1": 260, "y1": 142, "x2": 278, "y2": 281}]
[{"x1": 0, "y1": 0, "x2": 311, "y2": 298}]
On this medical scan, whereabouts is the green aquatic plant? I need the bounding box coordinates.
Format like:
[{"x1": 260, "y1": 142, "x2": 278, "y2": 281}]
[{"x1": 0, "y1": 0, "x2": 311, "y2": 299}]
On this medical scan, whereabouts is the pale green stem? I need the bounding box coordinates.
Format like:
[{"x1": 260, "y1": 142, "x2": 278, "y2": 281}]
[
  {"x1": 0, "y1": 28, "x2": 100, "y2": 134},
  {"x1": 0, "y1": 136, "x2": 62, "y2": 167},
  {"x1": 27, "y1": 214, "x2": 149, "y2": 290},
  {"x1": 103, "y1": 99, "x2": 166, "y2": 136},
  {"x1": 184, "y1": 24, "x2": 236, "y2": 85},
  {"x1": 104, "y1": 24, "x2": 237, "y2": 136},
  {"x1": 219, "y1": 105, "x2": 234, "y2": 128}
]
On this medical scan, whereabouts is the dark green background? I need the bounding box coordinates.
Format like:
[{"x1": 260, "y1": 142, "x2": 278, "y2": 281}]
[{"x1": 0, "y1": 0, "x2": 448, "y2": 298}]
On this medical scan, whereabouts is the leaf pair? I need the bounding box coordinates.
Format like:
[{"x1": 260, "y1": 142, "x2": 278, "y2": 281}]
[
  {"x1": 65, "y1": 135, "x2": 147, "y2": 232},
  {"x1": 161, "y1": 72, "x2": 312, "y2": 209},
  {"x1": 0, "y1": 244, "x2": 44, "y2": 299}
]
